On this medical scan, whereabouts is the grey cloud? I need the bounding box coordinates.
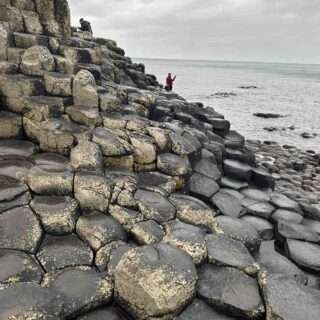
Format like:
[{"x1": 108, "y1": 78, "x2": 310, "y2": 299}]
[{"x1": 69, "y1": 0, "x2": 320, "y2": 63}]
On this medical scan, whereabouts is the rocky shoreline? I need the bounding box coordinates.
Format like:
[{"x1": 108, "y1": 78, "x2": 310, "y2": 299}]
[{"x1": 0, "y1": 1, "x2": 320, "y2": 319}]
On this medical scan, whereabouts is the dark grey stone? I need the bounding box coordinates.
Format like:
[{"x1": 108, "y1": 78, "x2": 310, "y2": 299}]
[
  {"x1": 0, "y1": 206, "x2": 43, "y2": 254},
  {"x1": 285, "y1": 239, "x2": 320, "y2": 273},
  {"x1": 205, "y1": 234, "x2": 256, "y2": 273},
  {"x1": 256, "y1": 241, "x2": 307, "y2": 285},
  {"x1": 177, "y1": 299, "x2": 237, "y2": 319},
  {"x1": 241, "y1": 216, "x2": 274, "y2": 240},
  {"x1": 223, "y1": 159, "x2": 252, "y2": 182},
  {"x1": 37, "y1": 235, "x2": 93, "y2": 272},
  {"x1": 260, "y1": 273, "x2": 320, "y2": 320},
  {"x1": 0, "y1": 283, "x2": 62, "y2": 320},
  {"x1": 271, "y1": 193, "x2": 301, "y2": 212},
  {"x1": 45, "y1": 268, "x2": 113, "y2": 318},
  {"x1": 135, "y1": 189, "x2": 176, "y2": 223},
  {"x1": 157, "y1": 153, "x2": 191, "y2": 176},
  {"x1": 194, "y1": 159, "x2": 222, "y2": 181},
  {"x1": 189, "y1": 173, "x2": 220, "y2": 201},
  {"x1": 77, "y1": 307, "x2": 127, "y2": 320},
  {"x1": 272, "y1": 209, "x2": 304, "y2": 224},
  {"x1": 0, "y1": 249, "x2": 43, "y2": 285},
  {"x1": 216, "y1": 216, "x2": 261, "y2": 254},
  {"x1": 76, "y1": 214, "x2": 127, "y2": 251},
  {"x1": 211, "y1": 190, "x2": 243, "y2": 218},
  {"x1": 197, "y1": 265, "x2": 264, "y2": 319}
]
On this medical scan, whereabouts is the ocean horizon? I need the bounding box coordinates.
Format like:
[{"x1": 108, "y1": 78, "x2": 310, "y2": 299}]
[{"x1": 136, "y1": 58, "x2": 320, "y2": 152}]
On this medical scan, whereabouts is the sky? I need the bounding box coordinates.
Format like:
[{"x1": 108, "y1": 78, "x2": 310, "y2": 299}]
[{"x1": 69, "y1": 0, "x2": 320, "y2": 64}]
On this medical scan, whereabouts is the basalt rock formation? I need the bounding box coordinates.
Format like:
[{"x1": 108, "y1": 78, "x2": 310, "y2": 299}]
[{"x1": 0, "y1": 1, "x2": 319, "y2": 320}]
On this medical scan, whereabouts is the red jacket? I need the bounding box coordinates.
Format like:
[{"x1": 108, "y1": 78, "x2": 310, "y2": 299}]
[{"x1": 166, "y1": 75, "x2": 176, "y2": 89}]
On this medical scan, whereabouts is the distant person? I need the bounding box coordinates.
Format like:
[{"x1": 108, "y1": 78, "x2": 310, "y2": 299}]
[
  {"x1": 165, "y1": 73, "x2": 176, "y2": 91},
  {"x1": 79, "y1": 18, "x2": 92, "y2": 33}
]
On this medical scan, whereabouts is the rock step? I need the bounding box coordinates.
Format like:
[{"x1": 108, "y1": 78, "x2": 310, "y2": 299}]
[
  {"x1": 0, "y1": 110, "x2": 23, "y2": 139},
  {"x1": 62, "y1": 46, "x2": 101, "y2": 65},
  {"x1": 7, "y1": 47, "x2": 25, "y2": 64},
  {"x1": 0, "y1": 74, "x2": 45, "y2": 98},
  {"x1": 0, "y1": 61, "x2": 19, "y2": 74},
  {"x1": 12, "y1": 32, "x2": 49, "y2": 49},
  {"x1": 74, "y1": 63, "x2": 102, "y2": 84}
]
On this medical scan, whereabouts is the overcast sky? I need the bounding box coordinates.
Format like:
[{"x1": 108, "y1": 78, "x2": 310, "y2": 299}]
[{"x1": 69, "y1": 0, "x2": 320, "y2": 64}]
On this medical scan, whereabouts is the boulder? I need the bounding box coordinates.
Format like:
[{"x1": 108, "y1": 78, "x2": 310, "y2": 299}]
[
  {"x1": 241, "y1": 216, "x2": 274, "y2": 240},
  {"x1": 272, "y1": 209, "x2": 303, "y2": 224},
  {"x1": 130, "y1": 220, "x2": 165, "y2": 245},
  {"x1": 270, "y1": 192, "x2": 300, "y2": 212},
  {"x1": 37, "y1": 234, "x2": 93, "y2": 272},
  {"x1": 130, "y1": 134, "x2": 157, "y2": 165},
  {"x1": 177, "y1": 299, "x2": 237, "y2": 319},
  {"x1": 0, "y1": 249, "x2": 43, "y2": 285},
  {"x1": 27, "y1": 164, "x2": 73, "y2": 195},
  {"x1": 77, "y1": 307, "x2": 127, "y2": 320},
  {"x1": 211, "y1": 190, "x2": 243, "y2": 218},
  {"x1": 285, "y1": 239, "x2": 320, "y2": 272},
  {"x1": 39, "y1": 118, "x2": 87, "y2": 155},
  {"x1": 189, "y1": 173, "x2": 220, "y2": 201},
  {"x1": 157, "y1": 153, "x2": 191, "y2": 176},
  {"x1": 0, "y1": 283, "x2": 62, "y2": 319},
  {"x1": 21, "y1": 10, "x2": 43, "y2": 34},
  {"x1": 223, "y1": 159, "x2": 252, "y2": 182},
  {"x1": 44, "y1": 268, "x2": 113, "y2": 318},
  {"x1": 243, "y1": 198, "x2": 275, "y2": 220},
  {"x1": 74, "y1": 172, "x2": 112, "y2": 213},
  {"x1": 216, "y1": 216, "x2": 261, "y2": 254},
  {"x1": 114, "y1": 244, "x2": 197, "y2": 319},
  {"x1": 275, "y1": 220, "x2": 320, "y2": 246},
  {"x1": 163, "y1": 220, "x2": 208, "y2": 265},
  {"x1": 44, "y1": 72, "x2": 73, "y2": 97},
  {"x1": 92, "y1": 127, "x2": 132, "y2": 156},
  {"x1": 206, "y1": 234, "x2": 258, "y2": 274},
  {"x1": 95, "y1": 241, "x2": 133, "y2": 273},
  {"x1": 76, "y1": 214, "x2": 127, "y2": 251},
  {"x1": 0, "y1": 206, "x2": 43, "y2": 254},
  {"x1": 73, "y1": 70, "x2": 99, "y2": 108},
  {"x1": 241, "y1": 188, "x2": 271, "y2": 202},
  {"x1": 66, "y1": 106, "x2": 102, "y2": 127},
  {"x1": 109, "y1": 205, "x2": 144, "y2": 230},
  {"x1": 220, "y1": 176, "x2": 248, "y2": 190},
  {"x1": 169, "y1": 132, "x2": 200, "y2": 157},
  {"x1": 137, "y1": 171, "x2": 176, "y2": 194},
  {"x1": 0, "y1": 157, "x2": 34, "y2": 183},
  {"x1": 197, "y1": 265, "x2": 264, "y2": 319},
  {"x1": 169, "y1": 194, "x2": 220, "y2": 232},
  {"x1": 30, "y1": 196, "x2": 79, "y2": 234},
  {"x1": 135, "y1": 189, "x2": 176, "y2": 223},
  {"x1": 194, "y1": 159, "x2": 222, "y2": 181},
  {"x1": 0, "y1": 111, "x2": 22, "y2": 139},
  {"x1": 259, "y1": 273, "x2": 320, "y2": 320},
  {"x1": 0, "y1": 21, "x2": 9, "y2": 60},
  {"x1": 21, "y1": 46, "x2": 55, "y2": 76},
  {"x1": 256, "y1": 241, "x2": 307, "y2": 285},
  {"x1": 147, "y1": 127, "x2": 171, "y2": 151},
  {"x1": 71, "y1": 140, "x2": 103, "y2": 172},
  {"x1": 0, "y1": 139, "x2": 36, "y2": 157}
]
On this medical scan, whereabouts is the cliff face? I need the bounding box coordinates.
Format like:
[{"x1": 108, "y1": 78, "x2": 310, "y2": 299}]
[{"x1": 0, "y1": 1, "x2": 320, "y2": 319}]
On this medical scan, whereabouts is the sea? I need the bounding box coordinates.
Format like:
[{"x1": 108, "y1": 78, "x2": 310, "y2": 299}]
[{"x1": 136, "y1": 59, "x2": 320, "y2": 152}]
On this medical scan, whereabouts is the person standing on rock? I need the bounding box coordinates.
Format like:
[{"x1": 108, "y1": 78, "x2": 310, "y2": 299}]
[
  {"x1": 165, "y1": 73, "x2": 176, "y2": 91},
  {"x1": 79, "y1": 18, "x2": 93, "y2": 33}
]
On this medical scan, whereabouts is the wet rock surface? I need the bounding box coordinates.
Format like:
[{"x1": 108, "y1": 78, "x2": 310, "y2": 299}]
[{"x1": 0, "y1": 2, "x2": 319, "y2": 319}]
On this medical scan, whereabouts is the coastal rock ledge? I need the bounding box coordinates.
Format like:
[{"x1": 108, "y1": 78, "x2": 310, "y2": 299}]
[{"x1": 0, "y1": 1, "x2": 319, "y2": 319}]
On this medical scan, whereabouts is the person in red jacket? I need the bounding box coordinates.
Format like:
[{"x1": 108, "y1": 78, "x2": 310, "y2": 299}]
[{"x1": 165, "y1": 73, "x2": 176, "y2": 91}]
